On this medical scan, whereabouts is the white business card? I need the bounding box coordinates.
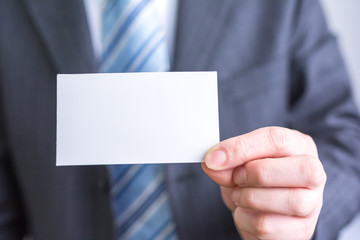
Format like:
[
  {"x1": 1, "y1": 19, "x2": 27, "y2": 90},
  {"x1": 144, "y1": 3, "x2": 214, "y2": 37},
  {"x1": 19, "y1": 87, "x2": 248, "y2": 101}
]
[{"x1": 56, "y1": 72, "x2": 219, "y2": 166}]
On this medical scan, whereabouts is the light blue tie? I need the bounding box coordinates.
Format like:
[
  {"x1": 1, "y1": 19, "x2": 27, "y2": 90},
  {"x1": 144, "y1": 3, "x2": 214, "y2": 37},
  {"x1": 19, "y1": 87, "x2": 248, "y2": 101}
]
[{"x1": 100, "y1": 0, "x2": 178, "y2": 239}]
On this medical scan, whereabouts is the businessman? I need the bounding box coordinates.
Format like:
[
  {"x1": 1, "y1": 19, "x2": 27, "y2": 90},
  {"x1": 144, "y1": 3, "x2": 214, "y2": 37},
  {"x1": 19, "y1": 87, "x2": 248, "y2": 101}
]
[{"x1": 0, "y1": 0, "x2": 359, "y2": 239}]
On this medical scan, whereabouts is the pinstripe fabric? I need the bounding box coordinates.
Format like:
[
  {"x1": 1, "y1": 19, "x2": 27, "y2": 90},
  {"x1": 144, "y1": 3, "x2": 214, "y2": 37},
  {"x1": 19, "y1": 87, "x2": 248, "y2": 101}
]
[{"x1": 101, "y1": 0, "x2": 178, "y2": 239}]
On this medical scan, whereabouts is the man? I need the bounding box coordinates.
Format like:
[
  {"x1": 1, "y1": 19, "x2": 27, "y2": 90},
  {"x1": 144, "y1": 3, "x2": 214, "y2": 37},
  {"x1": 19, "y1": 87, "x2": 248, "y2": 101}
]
[{"x1": 0, "y1": 0, "x2": 359, "y2": 239}]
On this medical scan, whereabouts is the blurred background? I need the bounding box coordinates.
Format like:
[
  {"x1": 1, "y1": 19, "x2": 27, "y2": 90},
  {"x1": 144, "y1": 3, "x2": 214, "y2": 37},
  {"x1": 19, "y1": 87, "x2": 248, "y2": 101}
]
[{"x1": 321, "y1": 0, "x2": 360, "y2": 239}]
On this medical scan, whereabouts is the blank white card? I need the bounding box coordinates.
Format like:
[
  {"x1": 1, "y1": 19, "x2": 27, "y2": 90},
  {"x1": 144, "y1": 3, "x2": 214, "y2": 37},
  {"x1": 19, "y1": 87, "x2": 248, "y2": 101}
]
[{"x1": 56, "y1": 72, "x2": 219, "y2": 166}]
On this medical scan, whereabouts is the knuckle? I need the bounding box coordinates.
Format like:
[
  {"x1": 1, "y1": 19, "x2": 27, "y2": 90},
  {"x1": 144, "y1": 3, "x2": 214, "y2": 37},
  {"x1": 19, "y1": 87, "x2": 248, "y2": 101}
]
[
  {"x1": 304, "y1": 134, "x2": 315, "y2": 146},
  {"x1": 266, "y1": 127, "x2": 289, "y2": 154},
  {"x1": 303, "y1": 133, "x2": 319, "y2": 157},
  {"x1": 322, "y1": 170, "x2": 327, "y2": 185},
  {"x1": 233, "y1": 136, "x2": 252, "y2": 160},
  {"x1": 316, "y1": 160, "x2": 326, "y2": 184},
  {"x1": 251, "y1": 163, "x2": 269, "y2": 186},
  {"x1": 290, "y1": 190, "x2": 313, "y2": 217},
  {"x1": 295, "y1": 130, "x2": 319, "y2": 154},
  {"x1": 253, "y1": 214, "x2": 271, "y2": 238},
  {"x1": 233, "y1": 166, "x2": 247, "y2": 185},
  {"x1": 301, "y1": 156, "x2": 326, "y2": 187},
  {"x1": 310, "y1": 166, "x2": 326, "y2": 187},
  {"x1": 242, "y1": 190, "x2": 257, "y2": 209}
]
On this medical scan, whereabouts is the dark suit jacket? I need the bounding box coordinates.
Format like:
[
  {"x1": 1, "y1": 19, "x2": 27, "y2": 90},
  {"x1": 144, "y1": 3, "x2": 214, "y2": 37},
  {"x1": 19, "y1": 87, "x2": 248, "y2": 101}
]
[{"x1": 0, "y1": 0, "x2": 360, "y2": 239}]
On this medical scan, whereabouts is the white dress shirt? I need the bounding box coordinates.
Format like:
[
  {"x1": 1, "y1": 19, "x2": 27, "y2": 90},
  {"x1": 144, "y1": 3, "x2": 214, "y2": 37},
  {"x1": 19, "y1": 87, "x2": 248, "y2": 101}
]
[{"x1": 83, "y1": 0, "x2": 178, "y2": 63}]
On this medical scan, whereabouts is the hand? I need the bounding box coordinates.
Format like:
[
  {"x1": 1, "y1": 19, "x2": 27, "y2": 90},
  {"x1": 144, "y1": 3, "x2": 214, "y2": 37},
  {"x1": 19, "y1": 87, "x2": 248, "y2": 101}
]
[{"x1": 202, "y1": 127, "x2": 326, "y2": 240}]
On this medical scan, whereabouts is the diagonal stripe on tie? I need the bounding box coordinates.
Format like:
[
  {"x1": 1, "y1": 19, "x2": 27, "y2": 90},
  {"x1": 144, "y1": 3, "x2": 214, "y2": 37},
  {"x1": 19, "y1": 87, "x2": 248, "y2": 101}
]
[
  {"x1": 102, "y1": 0, "x2": 151, "y2": 59},
  {"x1": 149, "y1": 219, "x2": 176, "y2": 240},
  {"x1": 120, "y1": 192, "x2": 169, "y2": 239},
  {"x1": 114, "y1": 170, "x2": 165, "y2": 228},
  {"x1": 111, "y1": 165, "x2": 145, "y2": 200},
  {"x1": 101, "y1": 0, "x2": 178, "y2": 239},
  {"x1": 116, "y1": 180, "x2": 166, "y2": 237},
  {"x1": 103, "y1": 0, "x2": 140, "y2": 45},
  {"x1": 100, "y1": 0, "x2": 168, "y2": 73},
  {"x1": 123, "y1": 26, "x2": 162, "y2": 71}
]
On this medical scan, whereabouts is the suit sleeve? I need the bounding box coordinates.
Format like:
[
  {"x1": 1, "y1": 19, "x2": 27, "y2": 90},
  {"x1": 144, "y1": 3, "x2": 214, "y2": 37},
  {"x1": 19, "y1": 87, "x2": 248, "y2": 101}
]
[
  {"x1": 288, "y1": 1, "x2": 360, "y2": 239},
  {"x1": 0, "y1": 55, "x2": 27, "y2": 240},
  {"x1": 0, "y1": 1, "x2": 28, "y2": 238},
  {"x1": 0, "y1": 135, "x2": 26, "y2": 239}
]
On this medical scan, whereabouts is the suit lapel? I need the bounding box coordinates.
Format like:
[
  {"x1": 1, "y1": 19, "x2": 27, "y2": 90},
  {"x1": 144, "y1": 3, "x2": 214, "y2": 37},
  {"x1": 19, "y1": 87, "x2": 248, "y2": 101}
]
[
  {"x1": 172, "y1": 0, "x2": 230, "y2": 71},
  {"x1": 168, "y1": 1, "x2": 238, "y2": 238},
  {"x1": 23, "y1": 0, "x2": 96, "y2": 73}
]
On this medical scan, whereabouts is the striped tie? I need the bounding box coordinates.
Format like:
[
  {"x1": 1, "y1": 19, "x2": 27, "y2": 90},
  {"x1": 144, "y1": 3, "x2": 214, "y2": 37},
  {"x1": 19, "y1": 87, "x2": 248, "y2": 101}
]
[{"x1": 100, "y1": 0, "x2": 178, "y2": 239}]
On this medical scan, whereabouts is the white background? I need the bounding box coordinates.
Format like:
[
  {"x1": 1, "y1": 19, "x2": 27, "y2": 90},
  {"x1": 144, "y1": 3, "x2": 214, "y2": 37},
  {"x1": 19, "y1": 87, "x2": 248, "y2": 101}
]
[{"x1": 321, "y1": 0, "x2": 360, "y2": 239}]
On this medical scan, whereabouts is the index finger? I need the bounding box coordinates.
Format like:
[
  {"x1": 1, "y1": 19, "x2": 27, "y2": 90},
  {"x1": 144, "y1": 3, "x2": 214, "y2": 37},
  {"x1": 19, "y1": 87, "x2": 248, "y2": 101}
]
[{"x1": 204, "y1": 127, "x2": 318, "y2": 171}]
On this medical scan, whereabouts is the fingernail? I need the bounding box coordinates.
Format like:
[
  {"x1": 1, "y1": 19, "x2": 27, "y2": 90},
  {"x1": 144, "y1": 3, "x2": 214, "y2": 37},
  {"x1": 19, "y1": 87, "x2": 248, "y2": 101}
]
[{"x1": 205, "y1": 147, "x2": 227, "y2": 170}]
